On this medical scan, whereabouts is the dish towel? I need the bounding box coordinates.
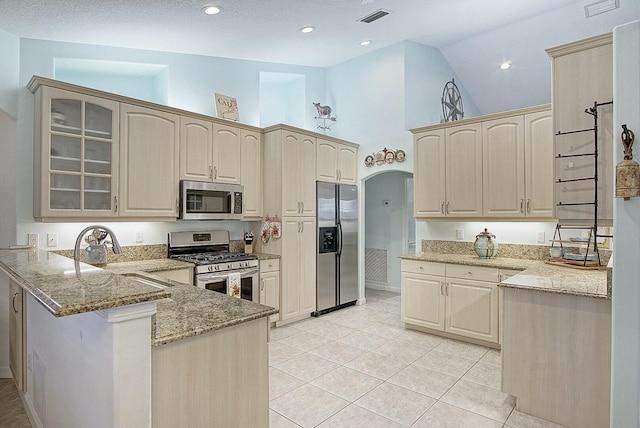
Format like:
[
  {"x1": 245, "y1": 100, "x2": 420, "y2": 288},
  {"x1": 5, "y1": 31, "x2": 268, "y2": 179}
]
[{"x1": 228, "y1": 273, "x2": 241, "y2": 298}]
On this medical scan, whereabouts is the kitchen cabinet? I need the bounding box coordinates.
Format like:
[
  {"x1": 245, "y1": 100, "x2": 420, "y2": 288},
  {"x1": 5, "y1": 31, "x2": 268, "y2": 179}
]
[
  {"x1": 412, "y1": 105, "x2": 552, "y2": 220},
  {"x1": 279, "y1": 218, "x2": 316, "y2": 322},
  {"x1": 153, "y1": 268, "x2": 192, "y2": 285},
  {"x1": 119, "y1": 103, "x2": 179, "y2": 219},
  {"x1": 316, "y1": 138, "x2": 358, "y2": 184},
  {"x1": 259, "y1": 259, "x2": 280, "y2": 323},
  {"x1": 412, "y1": 124, "x2": 482, "y2": 218},
  {"x1": 241, "y1": 129, "x2": 262, "y2": 219},
  {"x1": 9, "y1": 281, "x2": 25, "y2": 391},
  {"x1": 482, "y1": 108, "x2": 553, "y2": 218},
  {"x1": 179, "y1": 116, "x2": 242, "y2": 184},
  {"x1": 32, "y1": 85, "x2": 120, "y2": 220},
  {"x1": 547, "y1": 33, "x2": 613, "y2": 225},
  {"x1": 401, "y1": 259, "x2": 500, "y2": 346},
  {"x1": 263, "y1": 126, "x2": 316, "y2": 217}
]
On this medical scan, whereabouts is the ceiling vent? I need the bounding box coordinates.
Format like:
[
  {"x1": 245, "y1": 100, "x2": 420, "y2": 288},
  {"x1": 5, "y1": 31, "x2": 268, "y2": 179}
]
[{"x1": 359, "y1": 9, "x2": 391, "y2": 24}]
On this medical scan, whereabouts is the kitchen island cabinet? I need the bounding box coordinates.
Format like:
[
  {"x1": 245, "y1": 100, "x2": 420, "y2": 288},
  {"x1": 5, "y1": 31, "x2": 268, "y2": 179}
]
[
  {"x1": 500, "y1": 265, "x2": 610, "y2": 428},
  {"x1": 0, "y1": 249, "x2": 276, "y2": 428}
]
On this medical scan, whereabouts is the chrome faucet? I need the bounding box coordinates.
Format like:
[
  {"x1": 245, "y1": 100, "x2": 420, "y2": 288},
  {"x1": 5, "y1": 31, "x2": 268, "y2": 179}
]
[{"x1": 73, "y1": 225, "x2": 122, "y2": 262}]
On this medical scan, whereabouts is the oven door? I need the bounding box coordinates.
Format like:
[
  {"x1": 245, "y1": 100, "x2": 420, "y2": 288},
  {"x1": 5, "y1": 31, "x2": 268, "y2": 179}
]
[{"x1": 195, "y1": 267, "x2": 259, "y2": 302}]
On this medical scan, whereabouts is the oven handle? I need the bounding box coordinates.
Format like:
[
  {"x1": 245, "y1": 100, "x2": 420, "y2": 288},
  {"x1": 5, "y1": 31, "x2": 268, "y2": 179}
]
[{"x1": 197, "y1": 267, "x2": 259, "y2": 281}]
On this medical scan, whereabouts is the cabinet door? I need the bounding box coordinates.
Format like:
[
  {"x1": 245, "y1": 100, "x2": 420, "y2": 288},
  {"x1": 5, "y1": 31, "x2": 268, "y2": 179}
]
[
  {"x1": 282, "y1": 133, "x2": 302, "y2": 216},
  {"x1": 337, "y1": 144, "x2": 357, "y2": 184},
  {"x1": 119, "y1": 104, "x2": 179, "y2": 218},
  {"x1": 482, "y1": 116, "x2": 525, "y2": 217},
  {"x1": 212, "y1": 124, "x2": 242, "y2": 184},
  {"x1": 260, "y1": 271, "x2": 280, "y2": 323},
  {"x1": 241, "y1": 130, "x2": 262, "y2": 219},
  {"x1": 446, "y1": 123, "x2": 483, "y2": 217},
  {"x1": 551, "y1": 37, "x2": 613, "y2": 225},
  {"x1": 298, "y1": 218, "x2": 317, "y2": 314},
  {"x1": 317, "y1": 139, "x2": 338, "y2": 182},
  {"x1": 445, "y1": 278, "x2": 499, "y2": 344},
  {"x1": 524, "y1": 111, "x2": 554, "y2": 218},
  {"x1": 36, "y1": 87, "x2": 119, "y2": 218},
  {"x1": 299, "y1": 136, "x2": 317, "y2": 216},
  {"x1": 180, "y1": 116, "x2": 213, "y2": 181},
  {"x1": 414, "y1": 130, "x2": 446, "y2": 217},
  {"x1": 9, "y1": 282, "x2": 24, "y2": 391},
  {"x1": 401, "y1": 272, "x2": 445, "y2": 331},
  {"x1": 280, "y1": 218, "x2": 302, "y2": 320}
]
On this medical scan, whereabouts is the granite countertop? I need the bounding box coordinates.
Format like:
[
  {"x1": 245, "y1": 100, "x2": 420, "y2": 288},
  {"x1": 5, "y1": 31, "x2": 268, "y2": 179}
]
[
  {"x1": 401, "y1": 252, "x2": 610, "y2": 299},
  {"x1": 0, "y1": 248, "x2": 170, "y2": 316},
  {"x1": 104, "y1": 259, "x2": 278, "y2": 346}
]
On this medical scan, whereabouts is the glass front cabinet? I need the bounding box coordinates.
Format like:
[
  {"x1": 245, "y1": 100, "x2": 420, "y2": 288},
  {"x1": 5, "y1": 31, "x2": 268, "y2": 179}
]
[{"x1": 34, "y1": 87, "x2": 119, "y2": 220}]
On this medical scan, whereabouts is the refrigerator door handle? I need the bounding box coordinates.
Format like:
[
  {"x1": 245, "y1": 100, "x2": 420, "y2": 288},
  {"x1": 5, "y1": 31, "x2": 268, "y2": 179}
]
[{"x1": 337, "y1": 222, "x2": 343, "y2": 256}]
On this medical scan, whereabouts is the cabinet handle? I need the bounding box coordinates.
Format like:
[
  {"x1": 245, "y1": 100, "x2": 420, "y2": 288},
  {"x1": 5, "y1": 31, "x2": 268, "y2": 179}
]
[
  {"x1": 301, "y1": 221, "x2": 304, "y2": 233},
  {"x1": 526, "y1": 199, "x2": 531, "y2": 213},
  {"x1": 12, "y1": 292, "x2": 19, "y2": 313},
  {"x1": 441, "y1": 202, "x2": 445, "y2": 214},
  {"x1": 213, "y1": 166, "x2": 218, "y2": 179},
  {"x1": 446, "y1": 202, "x2": 450, "y2": 214},
  {"x1": 261, "y1": 279, "x2": 265, "y2": 291},
  {"x1": 520, "y1": 199, "x2": 524, "y2": 213},
  {"x1": 301, "y1": 202, "x2": 304, "y2": 213},
  {"x1": 440, "y1": 282, "x2": 444, "y2": 295},
  {"x1": 419, "y1": 265, "x2": 424, "y2": 270},
  {"x1": 209, "y1": 165, "x2": 213, "y2": 179},
  {"x1": 176, "y1": 198, "x2": 179, "y2": 213},
  {"x1": 445, "y1": 283, "x2": 449, "y2": 296},
  {"x1": 114, "y1": 196, "x2": 118, "y2": 213}
]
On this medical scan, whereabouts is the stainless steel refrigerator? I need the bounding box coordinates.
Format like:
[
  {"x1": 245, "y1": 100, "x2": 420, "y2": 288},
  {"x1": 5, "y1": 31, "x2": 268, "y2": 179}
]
[{"x1": 313, "y1": 182, "x2": 358, "y2": 316}]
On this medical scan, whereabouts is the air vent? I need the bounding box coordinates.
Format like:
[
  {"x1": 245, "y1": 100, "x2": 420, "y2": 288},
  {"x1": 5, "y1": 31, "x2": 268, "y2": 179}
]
[
  {"x1": 584, "y1": 0, "x2": 619, "y2": 18},
  {"x1": 359, "y1": 9, "x2": 390, "y2": 24}
]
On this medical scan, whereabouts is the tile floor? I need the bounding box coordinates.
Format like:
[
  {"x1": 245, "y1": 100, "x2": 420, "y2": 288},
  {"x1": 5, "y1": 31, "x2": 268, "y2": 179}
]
[{"x1": 269, "y1": 288, "x2": 566, "y2": 428}]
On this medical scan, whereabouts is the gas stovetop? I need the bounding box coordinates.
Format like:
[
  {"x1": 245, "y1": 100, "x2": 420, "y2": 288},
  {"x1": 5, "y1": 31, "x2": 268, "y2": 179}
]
[{"x1": 174, "y1": 251, "x2": 257, "y2": 265}]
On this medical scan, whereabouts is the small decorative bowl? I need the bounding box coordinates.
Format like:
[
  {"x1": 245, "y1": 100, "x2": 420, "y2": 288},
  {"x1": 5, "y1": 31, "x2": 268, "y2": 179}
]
[{"x1": 549, "y1": 247, "x2": 564, "y2": 258}]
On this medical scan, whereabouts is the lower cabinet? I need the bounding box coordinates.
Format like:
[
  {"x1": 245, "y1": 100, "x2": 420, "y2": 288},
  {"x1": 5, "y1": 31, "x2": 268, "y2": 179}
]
[
  {"x1": 259, "y1": 259, "x2": 280, "y2": 323},
  {"x1": 153, "y1": 268, "x2": 193, "y2": 285},
  {"x1": 401, "y1": 260, "x2": 502, "y2": 346},
  {"x1": 9, "y1": 281, "x2": 26, "y2": 391}
]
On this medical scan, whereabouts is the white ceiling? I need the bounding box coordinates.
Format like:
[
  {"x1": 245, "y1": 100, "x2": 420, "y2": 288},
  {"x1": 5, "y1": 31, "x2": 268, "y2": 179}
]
[{"x1": 0, "y1": 0, "x2": 638, "y2": 113}]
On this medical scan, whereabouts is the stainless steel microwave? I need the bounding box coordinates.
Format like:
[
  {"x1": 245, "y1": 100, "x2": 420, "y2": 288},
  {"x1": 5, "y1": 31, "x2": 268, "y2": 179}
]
[{"x1": 179, "y1": 180, "x2": 243, "y2": 220}]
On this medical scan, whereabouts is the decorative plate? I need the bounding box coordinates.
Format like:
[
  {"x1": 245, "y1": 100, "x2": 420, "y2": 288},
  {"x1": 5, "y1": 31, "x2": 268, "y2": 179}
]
[
  {"x1": 384, "y1": 149, "x2": 395, "y2": 164},
  {"x1": 563, "y1": 252, "x2": 598, "y2": 261},
  {"x1": 395, "y1": 150, "x2": 406, "y2": 162},
  {"x1": 364, "y1": 154, "x2": 374, "y2": 167},
  {"x1": 374, "y1": 151, "x2": 385, "y2": 165}
]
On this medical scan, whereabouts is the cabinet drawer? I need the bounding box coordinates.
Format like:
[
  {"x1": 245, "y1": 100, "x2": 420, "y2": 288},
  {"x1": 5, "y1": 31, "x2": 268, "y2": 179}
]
[
  {"x1": 401, "y1": 260, "x2": 445, "y2": 276},
  {"x1": 260, "y1": 259, "x2": 280, "y2": 273},
  {"x1": 446, "y1": 264, "x2": 498, "y2": 282}
]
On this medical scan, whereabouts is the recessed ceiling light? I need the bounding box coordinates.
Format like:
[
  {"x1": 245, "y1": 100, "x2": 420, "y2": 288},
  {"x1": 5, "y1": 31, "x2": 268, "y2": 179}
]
[
  {"x1": 300, "y1": 26, "x2": 315, "y2": 33},
  {"x1": 360, "y1": 40, "x2": 371, "y2": 46},
  {"x1": 203, "y1": 5, "x2": 222, "y2": 15},
  {"x1": 500, "y1": 62, "x2": 511, "y2": 70}
]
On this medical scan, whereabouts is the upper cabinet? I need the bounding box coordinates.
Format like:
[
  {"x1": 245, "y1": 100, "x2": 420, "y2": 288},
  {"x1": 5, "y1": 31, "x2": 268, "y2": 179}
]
[
  {"x1": 179, "y1": 116, "x2": 241, "y2": 185},
  {"x1": 316, "y1": 138, "x2": 358, "y2": 185},
  {"x1": 119, "y1": 104, "x2": 179, "y2": 219},
  {"x1": 482, "y1": 109, "x2": 553, "y2": 218},
  {"x1": 33, "y1": 86, "x2": 120, "y2": 220},
  {"x1": 241, "y1": 129, "x2": 262, "y2": 219},
  {"x1": 265, "y1": 128, "x2": 317, "y2": 217},
  {"x1": 547, "y1": 34, "x2": 613, "y2": 226},
  {"x1": 412, "y1": 105, "x2": 553, "y2": 220}
]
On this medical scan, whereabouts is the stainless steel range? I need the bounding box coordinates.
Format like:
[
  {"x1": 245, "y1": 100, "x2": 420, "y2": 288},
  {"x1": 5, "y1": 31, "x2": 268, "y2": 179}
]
[{"x1": 168, "y1": 230, "x2": 259, "y2": 301}]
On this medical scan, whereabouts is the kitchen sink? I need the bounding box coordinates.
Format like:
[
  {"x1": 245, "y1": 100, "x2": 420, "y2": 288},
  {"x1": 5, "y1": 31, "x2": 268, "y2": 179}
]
[{"x1": 121, "y1": 273, "x2": 172, "y2": 289}]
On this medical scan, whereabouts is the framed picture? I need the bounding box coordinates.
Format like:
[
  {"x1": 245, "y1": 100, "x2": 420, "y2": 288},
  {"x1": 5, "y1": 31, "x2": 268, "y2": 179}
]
[{"x1": 214, "y1": 93, "x2": 239, "y2": 121}]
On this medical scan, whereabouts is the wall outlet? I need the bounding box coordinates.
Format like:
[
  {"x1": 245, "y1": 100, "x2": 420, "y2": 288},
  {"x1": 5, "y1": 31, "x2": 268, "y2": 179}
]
[
  {"x1": 537, "y1": 231, "x2": 546, "y2": 243},
  {"x1": 47, "y1": 233, "x2": 57, "y2": 247},
  {"x1": 28, "y1": 233, "x2": 39, "y2": 247},
  {"x1": 456, "y1": 229, "x2": 464, "y2": 240},
  {"x1": 135, "y1": 231, "x2": 143, "y2": 243}
]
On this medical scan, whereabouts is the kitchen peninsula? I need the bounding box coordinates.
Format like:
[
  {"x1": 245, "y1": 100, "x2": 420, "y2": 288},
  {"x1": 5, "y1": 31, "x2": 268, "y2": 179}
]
[{"x1": 1, "y1": 248, "x2": 276, "y2": 428}]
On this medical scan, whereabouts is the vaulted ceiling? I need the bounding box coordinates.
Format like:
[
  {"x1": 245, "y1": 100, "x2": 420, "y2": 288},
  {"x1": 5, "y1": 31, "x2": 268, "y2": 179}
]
[{"x1": 0, "y1": 0, "x2": 637, "y2": 114}]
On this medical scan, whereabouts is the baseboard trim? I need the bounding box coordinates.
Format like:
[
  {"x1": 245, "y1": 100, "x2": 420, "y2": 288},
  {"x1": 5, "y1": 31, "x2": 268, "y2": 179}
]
[{"x1": 365, "y1": 282, "x2": 401, "y2": 293}]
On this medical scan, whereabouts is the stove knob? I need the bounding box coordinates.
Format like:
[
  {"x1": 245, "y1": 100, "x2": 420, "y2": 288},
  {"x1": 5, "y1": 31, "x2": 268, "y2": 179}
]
[
  {"x1": 208, "y1": 265, "x2": 214, "y2": 272},
  {"x1": 228, "y1": 263, "x2": 233, "y2": 269}
]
